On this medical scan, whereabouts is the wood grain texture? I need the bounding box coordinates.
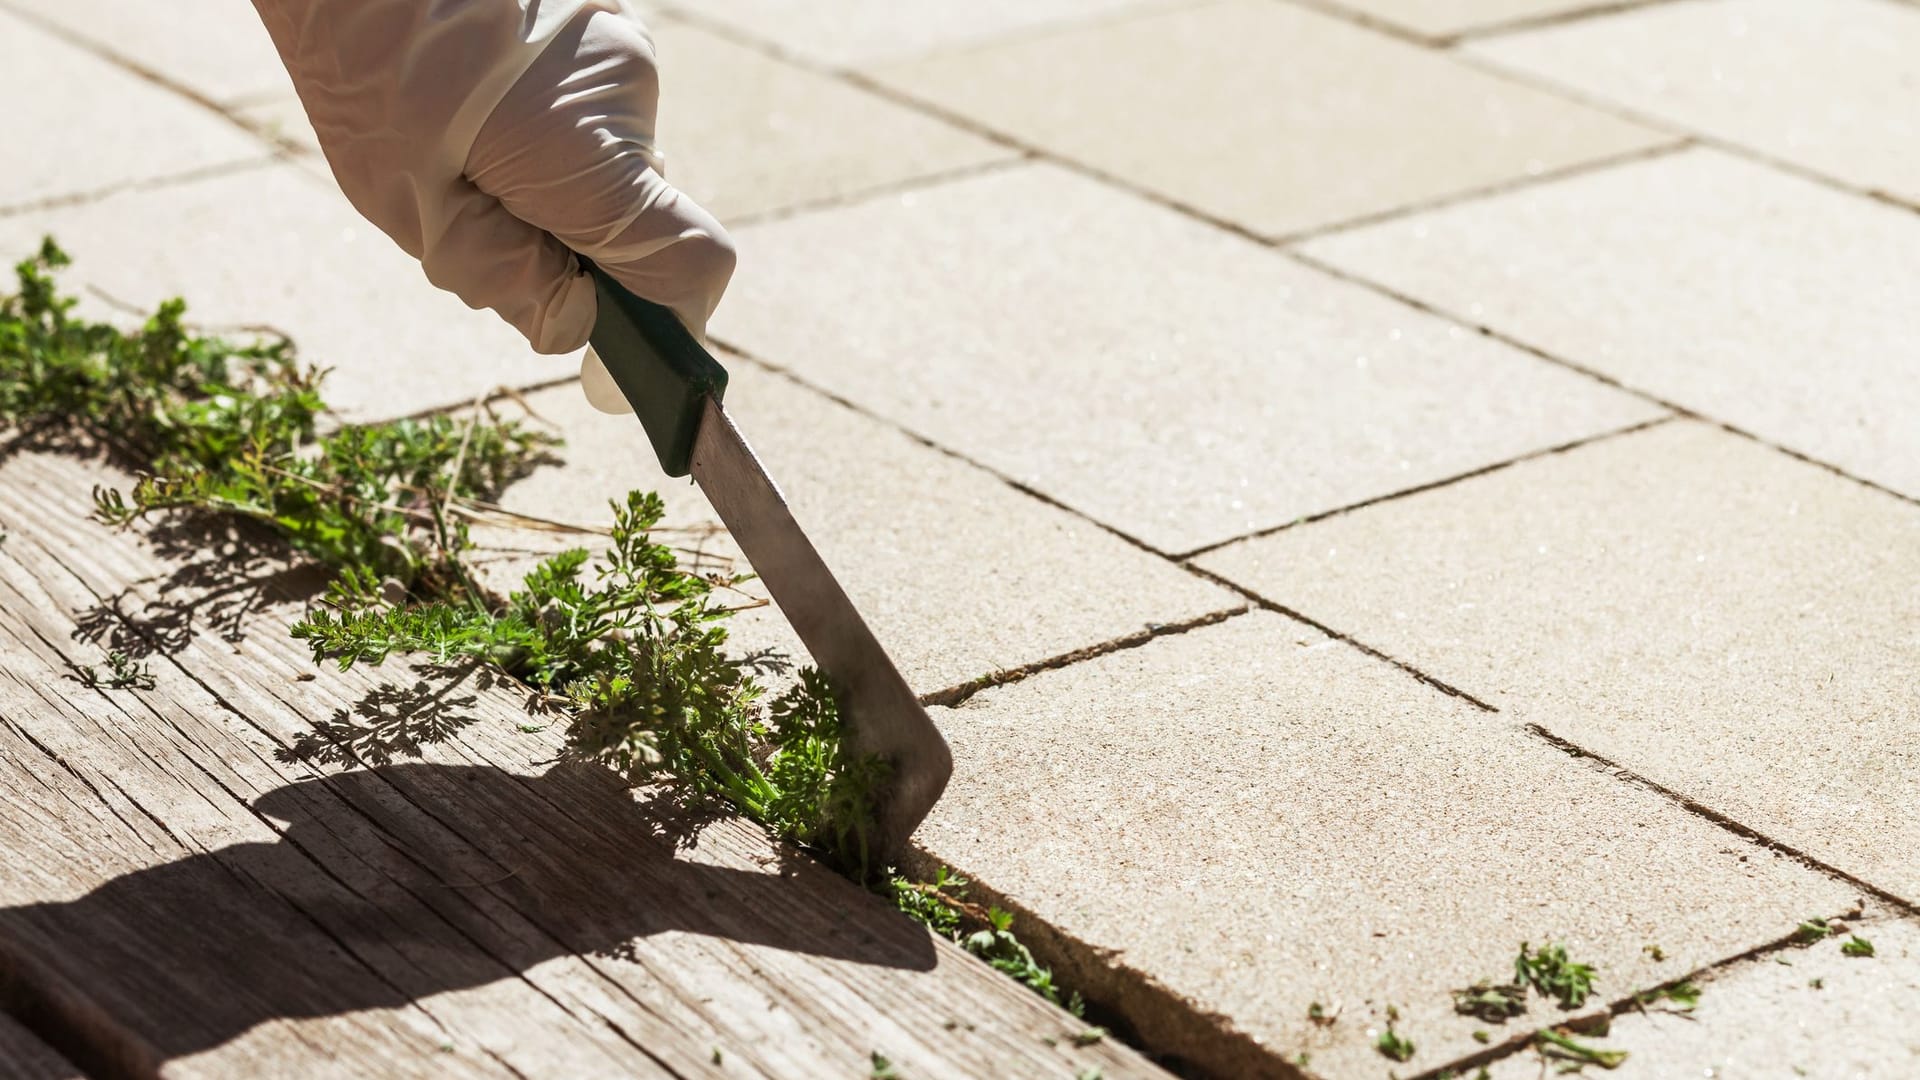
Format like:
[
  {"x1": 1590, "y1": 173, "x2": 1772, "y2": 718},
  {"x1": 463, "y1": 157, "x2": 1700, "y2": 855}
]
[
  {"x1": 0, "y1": 443, "x2": 1163, "y2": 1080},
  {"x1": 0, "y1": 1011, "x2": 83, "y2": 1080}
]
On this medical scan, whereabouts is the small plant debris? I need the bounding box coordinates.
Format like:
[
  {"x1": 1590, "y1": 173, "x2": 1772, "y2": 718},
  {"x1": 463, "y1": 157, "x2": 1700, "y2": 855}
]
[
  {"x1": 880, "y1": 869, "x2": 1073, "y2": 1009},
  {"x1": 1453, "y1": 979, "x2": 1528, "y2": 1023},
  {"x1": 1376, "y1": 1024, "x2": 1415, "y2": 1063},
  {"x1": 71, "y1": 649, "x2": 157, "y2": 691},
  {"x1": 1535, "y1": 1028, "x2": 1628, "y2": 1070},
  {"x1": 1841, "y1": 935, "x2": 1876, "y2": 958},
  {"x1": 1472, "y1": 1029, "x2": 1491, "y2": 1044},
  {"x1": 1072, "y1": 1028, "x2": 1106, "y2": 1047},
  {"x1": 1809, "y1": 978, "x2": 1825, "y2": 989},
  {"x1": 1307, "y1": 1000, "x2": 1339, "y2": 1027},
  {"x1": 869, "y1": 1051, "x2": 900, "y2": 1079},
  {"x1": 1634, "y1": 980, "x2": 1700, "y2": 1013},
  {"x1": 1792, "y1": 918, "x2": 1834, "y2": 944},
  {"x1": 1515, "y1": 942, "x2": 1598, "y2": 1010},
  {"x1": 1075, "y1": 1070, "x2": 1103, "y2": 1080},
  {"x1": 1642, "y1": 944, "x2": 1665, "y2": 962}
]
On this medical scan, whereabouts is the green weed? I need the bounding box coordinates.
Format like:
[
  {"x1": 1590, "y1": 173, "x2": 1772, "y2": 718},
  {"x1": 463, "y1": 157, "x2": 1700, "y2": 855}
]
[
  {"x1": 881, "y1": 869, "x2": 1072, "y2": 1008},
  {"x1": 3, "y1": 242, "x2": 1076, "y2": 1014},
  {"x1": 1376, "y1": 1023, "x2": 1415, "y2": 1063},
  {"x1": 1453, "y1": 979, "x2": 1527, "y2": 1023},
  {"x1": 1515, "y1": 942, "x2": 1598, "y2": 1009},
  {"x1": 1792, "y1": 917, "x2": 1834, "y2": 944},
  {"x1": 1535, "y1": 1028, "x2": 1627, "y2": 1069},
  {"x1": 1634, "y1": 981, "x2": 1700, "y2": 1012},
  {"x1": 71, "y1": 649, "x2": 156, "y2": 690}
]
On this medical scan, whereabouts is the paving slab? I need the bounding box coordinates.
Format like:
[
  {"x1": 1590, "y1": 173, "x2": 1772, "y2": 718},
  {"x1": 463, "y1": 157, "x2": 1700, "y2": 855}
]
[
  {"x1": 919, "y1": 610, "x2": 1857, "y2": 1078},
  {"x1": 712, "y1": 162, "x2": 1663, "y2": 555},
  {"x1": 1301, "y1": 147, "x2": 1920, "y2": 502},
  {"x1": 472, "y1": 369, "x2": 1239, "y2": 695},
  {"x1": 1468, "y1": 0, "x2": 1920, "y2": 205},
  {"x1": 1487, "y1": 914, "x2": 1920, "y2": 1080},
  {"x1": 866, "y1": 0, "x2": 1672, "y2": 238},
  {"x1": 0, "y1": 9, "x2": 267, "y2": 210},
  {"x1": 237, "y1": 96, "x2": 321, "y2": 154},
  {"x1": 649, "y1": 19, "x2": 1011, "y2": 222},
  {"x1": 3, "y1": 0, "x2": 295, "y2": 106},
  {"x1": 1198, "y1": 421, "x2": 1920, "y2": 900},
  {"x1": 0, "y1": 165, "x2": 553, "y2": 423},
  {"x1": 682, "y1": 0, "x2": 1168, "y2": 67},
  {"x1": 1317, "y1": 0, "x2": 1607, "y2": 39}
]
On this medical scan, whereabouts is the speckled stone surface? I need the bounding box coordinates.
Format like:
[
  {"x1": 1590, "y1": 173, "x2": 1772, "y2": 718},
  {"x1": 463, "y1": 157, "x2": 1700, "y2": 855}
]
[
  {"x1": 0, "y1": 10, "x2": 266, "y2": 209},
  {"x1": 919, "y1": 610, "x2": 1856, "y2": 1079},
  {"x1": 1320, "y1": 0, "x2": 1603, "y2": 38},
  {"x1": 237, "y1": 97, "x2": 320, "y2": 153},
  {"x1": 1487, "y1": 913, "x2": 1920, "y2": 1080},
  {"x1": 867, "y1": 0, "x2": 1672, "y2": 237},
  {"x1": 1302, "y1": 148, "x2": 1920, "y2": 502},
  {"x1": 648, "y1": 19, "x2": 1011, "y2": 223},
  {"x1": 0, "y1": 165, "x2": 552, "y2": 422},
  {"x1": 1469, "y1": 0, "x2": 1920, "y2": 204},
  {"x1": 1200, "y1": 421, "x2": 1920, "y2": 899},
  {"x1": 11, "y1": 0, "x2": 296, "y2": 105},
  {"x1": 685, "y1": 0, "x2": 1168, "y2": 67},
  {"x1": 470, "y1": 370, "x2": 1240, "y2": 695},
  {"x1": 713, "y1": 162, "x2": 1662, "y2": 554}
]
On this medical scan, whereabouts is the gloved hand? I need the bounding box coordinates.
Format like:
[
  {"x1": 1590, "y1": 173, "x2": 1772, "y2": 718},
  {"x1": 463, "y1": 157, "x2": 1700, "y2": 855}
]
[{"x1": 250, "y1": 0, "x2": 732, "y2": 412}]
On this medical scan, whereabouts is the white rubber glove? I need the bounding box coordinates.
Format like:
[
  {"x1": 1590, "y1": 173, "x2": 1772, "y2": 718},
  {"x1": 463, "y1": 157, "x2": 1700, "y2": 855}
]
[{"x1": 250, "y1": 0, "x2": 732, "y2": 413}]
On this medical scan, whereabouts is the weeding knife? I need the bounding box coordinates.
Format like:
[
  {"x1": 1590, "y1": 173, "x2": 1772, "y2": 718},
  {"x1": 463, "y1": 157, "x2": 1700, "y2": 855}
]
[{"x1": 581, "y1": 262, "x2": 953, "y2": 860}]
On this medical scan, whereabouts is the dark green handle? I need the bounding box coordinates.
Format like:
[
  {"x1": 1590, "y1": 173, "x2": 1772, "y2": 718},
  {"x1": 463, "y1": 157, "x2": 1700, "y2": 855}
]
[{"x1": 582, "y1": 260, "x2": 728, "y2": 477}]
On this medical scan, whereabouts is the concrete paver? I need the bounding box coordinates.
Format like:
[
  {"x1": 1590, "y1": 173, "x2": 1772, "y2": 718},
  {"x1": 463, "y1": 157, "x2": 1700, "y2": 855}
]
[
  {"x1": 475, "y1": 370, "x2": 1240, "y2": 695},
  {"x1": 237, "y1": 96, "x2": 320, "y2": 154},
  {"x1": 1198, "y1": 421, "x2": 1920, "y2": 899},
  {"x1": 867, "y1": 0, "x2": 1673, "y2": 238},
  {"x1": 0, "y1": 9, "x2": 266, "y2": 209},
  {"x1": 1488, "y1": 914, "x2": 1920, "y2": 1079},
  {"x1": 0, "y1": 165, "x2": 551, "y2": 422},
  {"x1": 920, "y1": 610, "x2": 1857, "y2": 1078},
  {"x1": 9, "y1": 0, "x2": 297, "y2": 106},
  {"x1": 1301, "y1": 148, "x2": 1920, "y2": 501},
  {"x1": 650, "y1": 19, "x2": 1012, "y2": 222},
  {"x1": 685, "y1": 0, "x2": 1165, "y2": 67},
  {"x1": 1320, "y1": 0, "x2": 1605, "y2": 39},
  {"x1": 713, "y1": 162, "x2": 1663, "y2": 554},
  {"x1": 1468, "y1": 0, "x2": 1920, "y2": 205}
]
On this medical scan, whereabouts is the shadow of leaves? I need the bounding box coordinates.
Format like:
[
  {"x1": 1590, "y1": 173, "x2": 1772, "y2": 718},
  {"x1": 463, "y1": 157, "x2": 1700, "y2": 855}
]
[
  {"x1": 279, "y1": 673, "x2": 481, "y2": 768},
  {"x1": 72, "y1": 512, "x2": 326, "y2": 657}
]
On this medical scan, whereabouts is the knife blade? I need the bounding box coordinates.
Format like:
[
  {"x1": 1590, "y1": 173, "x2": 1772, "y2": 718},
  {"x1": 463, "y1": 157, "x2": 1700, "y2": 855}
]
[{"x1": 581, "y1": 261, "x2": 953, "y2": 860}]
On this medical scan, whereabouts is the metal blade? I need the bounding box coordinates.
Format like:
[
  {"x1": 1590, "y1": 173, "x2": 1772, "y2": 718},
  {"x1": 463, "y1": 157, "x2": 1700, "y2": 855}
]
[{"x1": 689, "y1": 397, "x2": 953, "y2": 859}]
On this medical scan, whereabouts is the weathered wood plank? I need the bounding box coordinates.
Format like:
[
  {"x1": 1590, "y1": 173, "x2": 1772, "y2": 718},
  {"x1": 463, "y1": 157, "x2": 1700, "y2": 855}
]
[
  {"x1": 0, "y1": 446, "x2": 1160, "y2": 1079},
  {"x1": 0, "y1": 1011, "x2": 84, "y2": 1080}
]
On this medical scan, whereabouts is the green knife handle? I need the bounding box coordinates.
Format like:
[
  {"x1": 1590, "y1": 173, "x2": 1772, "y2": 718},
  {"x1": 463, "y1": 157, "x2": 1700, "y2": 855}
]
[{"x1": 581, "y1": 259, "x2": 729, "y2": 477}]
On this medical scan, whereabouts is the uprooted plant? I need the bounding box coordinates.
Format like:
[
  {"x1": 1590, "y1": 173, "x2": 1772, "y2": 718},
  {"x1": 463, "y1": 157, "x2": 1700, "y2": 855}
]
[{"x1": 2, "y1": 239, "x2": 1067, "y2": 1002}]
